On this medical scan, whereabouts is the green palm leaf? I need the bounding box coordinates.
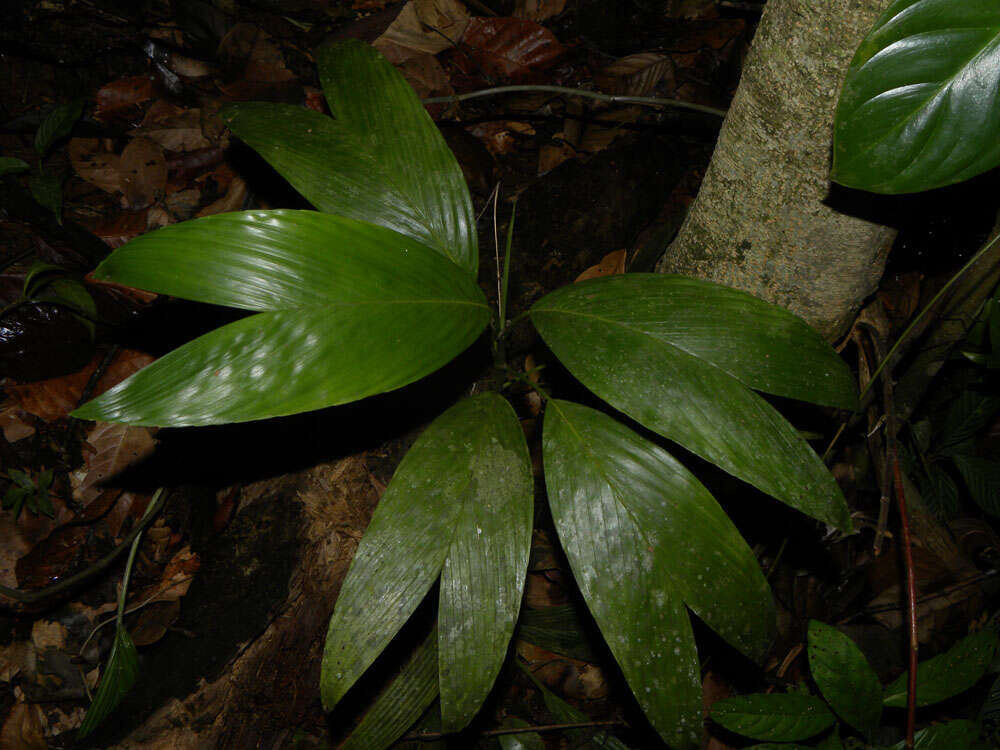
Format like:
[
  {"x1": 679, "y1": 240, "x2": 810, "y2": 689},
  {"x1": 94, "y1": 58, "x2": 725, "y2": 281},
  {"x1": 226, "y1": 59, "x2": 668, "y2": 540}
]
[
  {"x1": 73, "y1": 211, "x2": 488, "y2": 426},
  {"x1": 531, "y1": 275, "x2": 854, "y2": 531},
  {"x1": 543, "y1": 400, "x2": 775, "y2": 749},
  {"x1": 322, "y1": 394, "x2": 533, "y2": 732},
  {"x1": 223, "y1": 41, "x2": 477, "y2": 273}
]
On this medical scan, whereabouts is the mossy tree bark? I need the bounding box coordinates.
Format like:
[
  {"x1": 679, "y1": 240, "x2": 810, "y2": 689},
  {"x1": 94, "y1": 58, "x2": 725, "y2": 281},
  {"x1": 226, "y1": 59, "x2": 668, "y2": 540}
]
[{"x1": 657, "y1": 0, "x2": 895, "y2": 341}]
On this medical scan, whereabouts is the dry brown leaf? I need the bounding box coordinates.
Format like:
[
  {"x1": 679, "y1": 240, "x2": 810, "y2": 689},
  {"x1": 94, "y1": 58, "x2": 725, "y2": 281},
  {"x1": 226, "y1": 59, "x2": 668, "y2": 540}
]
[
  {"x1": 513, "y1": 0, "x2": 567, "y2": 21},
  {"x1": 0, "y1": 404, "x2": 35, "y2": 442},
  {"x1": 95, "y1": 76, "x2": 155, "y2": 123},
  {"x1": 31, "y1": 620, "x2": 68, "y2": 650},
  {"x1": 0, "y1": 642, "x2": 34, "y2": 683},
  {"x1": 6, "y1": 349, "x2": 154, "y2": 422},
  {"x1": 375, "y1": 0, "x2": 470, "y2": 57},
  {"x1": 396, "y1": 52, "x2": 454, "y2": 99},
  {"x1": 68, "y1": 138, "x2": 123, "y2": 195},
  {"x1": 197, "y1": 174, "x2": 247, "y2": 217},
  {"x1": 0, "y1": 702, "x2": 47, "y2": 750},
  {"x1": 458, "y1": 17, "x2": 566, "y2": 81},
  {"x1": 217, "y1": 24, "x2": 297, "y2": 97},
  {"x1": 575, "y1": 249, "x2": 627, "y2": 282},
  {"x1": 74, "y1": 423, "x2": 157, "y2": 505},
  {"x1": 135, "y1": 105, "x2": 212, "y2": 152},
  {"x1": 120, "y1": 137, "x2": 167, "y2": 210},
  {"x1": 467, "y1": 121, "x2": 535, "y2": 157},
  {"x1": 130, "y1": 600, "x2": 180, "y2": 647},
  {"x1": 595, "y1": 53, "x2": 674, "y2": 96}
]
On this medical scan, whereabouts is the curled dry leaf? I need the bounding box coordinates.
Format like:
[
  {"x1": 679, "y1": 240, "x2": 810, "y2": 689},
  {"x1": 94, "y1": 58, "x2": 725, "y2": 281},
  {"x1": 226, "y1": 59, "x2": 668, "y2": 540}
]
[
  {"x1": 374, "y1": 0, "x2": 471, "y2": 59},
  {"x1": 595, "y1": 53, "x2": 674, "y2": 97},
  {"x1": 196, "y1": 174, "x2": 248, "y2": 217},
  {"x1": 73, "y1": 422, "x2": 157, "y2": 505},
  {"x1": 575, "y1": 249, "x2": 627, "y2": 282},
  {"x1": 0, "y1": 404, "x2": 35, "y2": 442},
  {"x1": 31, "y1": 620, "x2": 69, "y2": 650},
  {"x1": 397, "y1": 52, "x2": 454, "y2": 99},
  {"x1": 458, "y1": 17, "x2": 567, "y2": 82},
  {"x1": 0, "y1": 641, "x2": 33, "y2": 682}
]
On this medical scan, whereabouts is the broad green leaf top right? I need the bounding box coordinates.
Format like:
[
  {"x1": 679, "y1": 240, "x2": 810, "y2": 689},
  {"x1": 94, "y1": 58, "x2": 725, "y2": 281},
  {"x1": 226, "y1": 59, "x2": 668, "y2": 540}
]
[{"x1": 832, "y1": 0, "x2": 1000, "y2": 194}]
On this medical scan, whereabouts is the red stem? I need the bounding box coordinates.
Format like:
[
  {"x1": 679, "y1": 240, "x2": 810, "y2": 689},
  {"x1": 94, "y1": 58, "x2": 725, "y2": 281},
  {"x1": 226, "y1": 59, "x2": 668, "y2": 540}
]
[{"x1": 891, "y1": 452, "x2": 918, "y2": 750}]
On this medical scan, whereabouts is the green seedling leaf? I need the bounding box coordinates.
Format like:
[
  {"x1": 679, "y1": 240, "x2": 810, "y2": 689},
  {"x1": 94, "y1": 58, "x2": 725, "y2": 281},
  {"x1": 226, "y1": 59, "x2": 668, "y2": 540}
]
[
  {"x1": 711, "y1": 693, "x2": 836, "y2": 742},
  {"x1": 531, "y1": 275, "x2": 854, "y2": 531},
  {"x1": 517, "y1": 605, "x2": 595, "y2": 662},
  {"x1": 323, "y1": 394, "x2": 532, "y2": 734},
  {"x1": 78, "y1": 490, "x2": 157, "y2": 739},
  {"x1": 3, "y1": 487, "x2": 29, "y2": 518},
  {"x1": 807, "y1": 620, "x2": 881, "y2": 733},
  {"x1": 73, "y1": 211, "x2": 488, "y2": 426},
  {"x1": 223, "y1": 40, "x2": 476, "y2": 275},
  {"x1": 519, "y1": 662, "x2": 632, "y2": 750},
  {"x1": 340, "y1": 628, "x2": 439, "y2": 750},
  {"x1": 0, "y1": 157, "x2": 30, "y2": 176},
  {"x1": 28, "y1": 173, "x2": 62, "y2": 223},
  {"x1": 891, "y1": 719, "x2": 981, "y2": 749},
  {"x1": 918, "y1": 463, "x2": 961, "y2": 520},
  {"x1": 496, "y1": 718, "x2": 544, "y2": 750},
  {"x1": 76, "y1": 625, "x2": 139, "y2": 739},
  {"x1": 884, "y1": 628, "x2": 999, "y2": 707},
  {"x1": 35, "y1": 100, "x2": 83, "y2": 158},
  {"x1": 544, "y1": 400, "x2": 775, "y2": 749},
  {"x1": 833, "y1": 0, "x2": 1000, "y2": 193},
  {"x1": 953, "y1": 455, "x2": 1000, "y2": 517},
  {"x1": 941, "y1": 392, "x2": 1000, "y2": 450}
]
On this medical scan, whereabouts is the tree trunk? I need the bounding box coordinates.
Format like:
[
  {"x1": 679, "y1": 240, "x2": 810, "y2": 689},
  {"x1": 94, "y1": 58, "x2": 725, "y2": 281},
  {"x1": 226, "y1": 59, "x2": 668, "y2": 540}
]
[{"x1": 657, "y1": 0, "x2": 895, "y2": 341}]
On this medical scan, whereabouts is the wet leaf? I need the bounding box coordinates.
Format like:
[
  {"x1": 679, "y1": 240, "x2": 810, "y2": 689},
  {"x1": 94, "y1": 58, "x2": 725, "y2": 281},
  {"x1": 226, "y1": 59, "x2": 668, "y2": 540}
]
[
  {"x1": 322, "y1": 394, "x2": 532, "y2": 734},
  {"x1": 496, "y1": 718, "x2": 544, "y2": 750},
  {"x1": 711, "y1": 693, "x2": 836, "y2": 742},
  {"x1": 833, "y1": 0, "x2": 1000, "y2": 193},
  {"x1": 531, "y1": 275, "x2": 855, "y2": 530},
  {"x1": 807, "y1": 620, "x2": 881, "y2": 732},
  {"x1": 73, "y1": 211, "x2": 488, "y2": 426},
  {"x1": 883, "y1": 628, "x2": 999, "y2": 707},
  {"x1": 595, "y1": 53, "x2": 673, "y2": 97},
  {"x1": 543, "y1": 400, "x2": 774, "y2": 748},
  {"x1": 94, "y1": 76, "x2": 155, "y2": 123}
]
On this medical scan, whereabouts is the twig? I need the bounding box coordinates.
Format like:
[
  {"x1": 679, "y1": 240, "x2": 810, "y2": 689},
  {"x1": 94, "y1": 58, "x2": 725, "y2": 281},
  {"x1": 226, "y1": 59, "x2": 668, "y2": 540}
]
[
  {"x1": 402, "y1": 720, "x2": 626, "y2": 742},
  {"x1": 0, "y1": 489, "x2": 168, "y2": 606},
  {"x1": 423, "y1": 85, "x2": 728, "y2": 118}
]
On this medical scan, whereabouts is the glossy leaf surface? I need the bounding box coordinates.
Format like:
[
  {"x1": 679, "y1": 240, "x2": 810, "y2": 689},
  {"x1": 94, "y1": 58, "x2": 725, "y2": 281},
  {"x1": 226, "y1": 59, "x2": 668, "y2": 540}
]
[
  {"x1": 531, "y1": 275, "x2": 853, "y2": 530},
  {"x1": 340, "y1": 629, "x2": 439, "y2": 750},
  {"x1": 73, "y1": 211, "x2": 488, "y2": 426},
  {"x1": 883, "y1": 628, "x2": 998, "y2": 707},
  {"x1": 322, "y1": 394, "x2": 532, "y2": 734},
  {"x1": 711, "y1": 693, "x2": 836, "y2": 742},
  {"x1": 317, "y1": 41, "x2": 476, "y2": 274},
  {"x1": 807, "y1": 620, "x2": 881, "y2": 733},
  {"x1": 224, "y1": 41, "x2": 476, "y2": 274},
  {"x1": 35, "y1": 99, "x2": 82, "y2": 158},
  {"x1": 543, "y1": 400, "x2": 775, "y2": 748},
  {"x1": 833, "y1": 0, "x2": 1000, "y2": 193}
]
